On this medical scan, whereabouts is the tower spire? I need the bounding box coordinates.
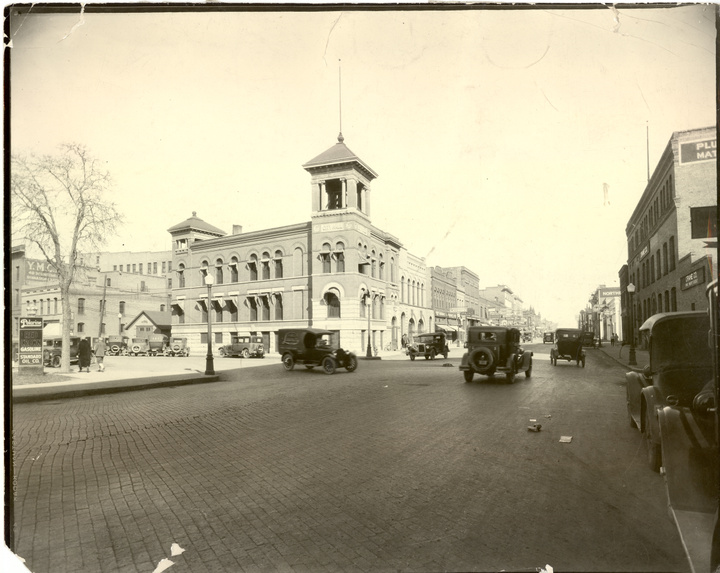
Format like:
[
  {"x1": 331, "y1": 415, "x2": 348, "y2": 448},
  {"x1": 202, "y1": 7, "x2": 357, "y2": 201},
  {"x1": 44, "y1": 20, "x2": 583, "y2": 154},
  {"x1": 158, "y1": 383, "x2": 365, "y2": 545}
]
[{"x1": 338, "y1": 59, "x2": 344, "y2": 143}]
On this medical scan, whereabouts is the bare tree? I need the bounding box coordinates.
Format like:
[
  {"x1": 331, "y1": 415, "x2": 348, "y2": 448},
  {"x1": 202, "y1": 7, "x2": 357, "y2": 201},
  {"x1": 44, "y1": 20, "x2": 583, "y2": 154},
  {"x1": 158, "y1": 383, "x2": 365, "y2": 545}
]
[{"x1": 11, "y1": 143, "x2": 124, "y2": 372}]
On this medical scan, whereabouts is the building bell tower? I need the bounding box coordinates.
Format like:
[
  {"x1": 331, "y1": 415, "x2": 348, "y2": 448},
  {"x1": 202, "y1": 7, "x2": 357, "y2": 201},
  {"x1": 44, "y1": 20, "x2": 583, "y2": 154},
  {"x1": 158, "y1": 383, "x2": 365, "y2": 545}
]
[{"x1": 303, "y1": 133, "x2": 378, "y2": 219}]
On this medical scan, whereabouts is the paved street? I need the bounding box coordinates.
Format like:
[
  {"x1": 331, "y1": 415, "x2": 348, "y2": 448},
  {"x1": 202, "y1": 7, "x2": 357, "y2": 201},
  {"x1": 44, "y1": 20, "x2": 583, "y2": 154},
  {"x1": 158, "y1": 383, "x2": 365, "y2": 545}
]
[{"x1": 11, "y1": 344, "x2": 688, "y2": 572}]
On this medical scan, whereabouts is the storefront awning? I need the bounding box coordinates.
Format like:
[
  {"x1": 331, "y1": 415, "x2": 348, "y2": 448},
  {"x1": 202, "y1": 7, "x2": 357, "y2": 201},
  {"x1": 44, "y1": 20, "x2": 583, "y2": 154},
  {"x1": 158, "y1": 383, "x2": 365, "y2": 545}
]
[{"x1": 436, "y1": 325, "x2": 458, "y2": 332}]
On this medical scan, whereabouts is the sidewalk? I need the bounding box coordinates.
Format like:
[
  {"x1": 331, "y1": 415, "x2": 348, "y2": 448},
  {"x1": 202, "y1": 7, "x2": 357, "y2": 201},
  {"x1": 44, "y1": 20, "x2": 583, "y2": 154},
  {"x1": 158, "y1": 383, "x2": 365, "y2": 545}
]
[
  {"x1": 596, "y1": 342, "x2": 648, "y2": 371},
  {"x1": 12, "y1": 349, "x2": 410, "y2": 403}
]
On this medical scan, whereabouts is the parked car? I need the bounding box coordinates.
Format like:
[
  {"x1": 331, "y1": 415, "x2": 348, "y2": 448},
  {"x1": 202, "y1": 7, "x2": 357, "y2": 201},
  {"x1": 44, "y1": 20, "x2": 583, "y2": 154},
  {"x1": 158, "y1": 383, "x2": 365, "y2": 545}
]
[
  {"x1": 582, "y1": 332, "x2": 596, "y2": 347},
  {"x1": 219, "y1": 335, "x2": 265, "y2": 358},
  {"x1": 147, "y1": 334, "x2": 168, "y2": 356},
  {"x1": 407, "y1": 332, "x2": 449, "y2": 361},
  {"x1": 43, "y1": 336, "x2": 80, "y2": 368},
  {"x1": 107, "y1": 335, "x2": 128, "y2": 356},
  {"x1": 459, "y1": 326, "x2": 532, "y2": 383},
  {"x1": 550, "y1": 328, "x2": 586, "y2": 367},
  {"x1": 626, "y1": 310, "x2": 712, "y2": 472},
  {"x1": 543, "y1": 332, "x2": 554, "y2": 344},
  {"x1": 164, "y1": 337, "x2": 190, "y2": 357},
  {"x1": 657, "y1": 281, "x2": 719, "y2": 571},
  {"x1": 128, "y1": 338, "x2": 150, "y2": 356},
  {"x1": 278, "y1": 328, "x2": 357, "y2": 375}
]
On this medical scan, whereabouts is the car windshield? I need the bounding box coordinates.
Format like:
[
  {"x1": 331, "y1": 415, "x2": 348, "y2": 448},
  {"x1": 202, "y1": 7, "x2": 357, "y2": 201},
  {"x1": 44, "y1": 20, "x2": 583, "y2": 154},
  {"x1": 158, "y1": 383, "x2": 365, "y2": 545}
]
[{"x1": 652, "y1": 316, "x2": 711, "y2": 370}]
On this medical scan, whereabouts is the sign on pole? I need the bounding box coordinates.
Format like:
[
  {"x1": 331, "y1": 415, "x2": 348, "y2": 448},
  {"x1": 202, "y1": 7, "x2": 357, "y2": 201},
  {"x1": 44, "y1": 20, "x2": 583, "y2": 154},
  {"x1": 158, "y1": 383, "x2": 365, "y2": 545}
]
[{"x1": 18, "y1": 316, "x2": 44, "y2": 374}]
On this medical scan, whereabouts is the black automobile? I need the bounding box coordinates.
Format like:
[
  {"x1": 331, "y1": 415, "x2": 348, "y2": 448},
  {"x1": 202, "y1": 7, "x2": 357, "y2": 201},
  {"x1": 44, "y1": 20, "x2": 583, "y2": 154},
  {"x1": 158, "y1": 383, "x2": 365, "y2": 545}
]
[
  {"x1": 407, "y1": 332, "x2": 449, "y2": 361},
  {"x1": 543, "y1": 332, "x2": 554, "y2": 344},
  {"x1": 550, "y1": 328, "x2": 586, "y2": 367},
  {"x1": 43, "y1": 336, "x2": 81, "y2": 368},
  {"x1": 278, "y1": 328, "x2": 358, "y2": 375},
  {"x1": 459, "y1": 326, "x2": 532, "y2": 383},
  {"x1": 625, "y1": 310, "x2": 712, "y2": 472}
]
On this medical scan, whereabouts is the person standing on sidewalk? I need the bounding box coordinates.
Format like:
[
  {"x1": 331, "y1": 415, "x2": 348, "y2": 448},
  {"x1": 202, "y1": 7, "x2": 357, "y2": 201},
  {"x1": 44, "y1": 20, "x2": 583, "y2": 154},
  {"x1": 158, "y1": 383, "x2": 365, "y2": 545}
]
[
  {"x1": 78, "y1": 338, "x2": 92, "y2": 373},
  {"x1": 94, "y1": 338, "x2": 106, "y2": 372}
]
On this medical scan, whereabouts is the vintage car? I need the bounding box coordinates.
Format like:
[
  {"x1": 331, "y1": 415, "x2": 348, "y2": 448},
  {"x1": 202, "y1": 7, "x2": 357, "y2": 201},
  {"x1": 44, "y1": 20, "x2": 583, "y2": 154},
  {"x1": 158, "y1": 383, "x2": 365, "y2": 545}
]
[
  {"x1": 128, "y1": 337, "x2": 150, "y2": 356},
  {"x1": 43, "y1": 336, "x2": 80, "y2": 367},
  {"x1": 626, "y1": 310, "x2": 712, "y2": 473},
  {"x1": 543, "y1": 332, "x2": 554, "y2": 344},
  {"x1": 219, "y1": 335, "x2": 265, "y2": 358},
  {"x1": 107, "y1": 335, "x2": 129, "y2": 356},
  {"x1": 147, "y1": 334, "x2": 168, "y2": 356},
  {"x1": 164, "y1": 337, "x2": 190, "y2": 357},
  {"x1": 459, "y1": 326, "x2": 532, "y2": 383},
  {"x1": 278, "y1": 328, "x2": 357, "y2": 375},
  {"x1": 407, "y1": 332, "x2": 449, "y2": 361},
  {"x1": 656, "y1": 282, "x2": 720, "y2": 572},
  {"x1": 582, "y1": 332, "x2": 596, "y2": 347},
  {"x1": 550, "y1": 328, "x2": 586, "y2": 367}
]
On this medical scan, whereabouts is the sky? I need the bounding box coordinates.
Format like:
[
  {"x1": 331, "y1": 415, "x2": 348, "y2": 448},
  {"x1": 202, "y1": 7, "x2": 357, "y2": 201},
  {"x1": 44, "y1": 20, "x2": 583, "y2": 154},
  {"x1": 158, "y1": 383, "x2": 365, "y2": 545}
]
[{"x1": 8, "y1": 3, "x2": 717, "y2": 326}]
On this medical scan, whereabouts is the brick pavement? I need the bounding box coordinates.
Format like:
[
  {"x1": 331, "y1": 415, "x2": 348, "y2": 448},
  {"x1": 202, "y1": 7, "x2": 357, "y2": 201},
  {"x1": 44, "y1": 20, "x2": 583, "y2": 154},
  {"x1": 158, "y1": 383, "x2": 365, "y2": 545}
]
[{"x1": 10, "y1": 350, "x2": 687, "y2": 572}]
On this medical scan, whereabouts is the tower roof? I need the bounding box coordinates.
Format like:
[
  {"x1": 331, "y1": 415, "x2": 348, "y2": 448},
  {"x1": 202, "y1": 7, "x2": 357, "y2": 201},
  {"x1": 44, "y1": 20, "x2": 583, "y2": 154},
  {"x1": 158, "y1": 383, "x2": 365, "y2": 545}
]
[
  {"x1": 303, "y1": 134, "x2": 378, "y2": 180},
  {"x1": 167, "y1": 212, "x2": 226, "y2": 237}
]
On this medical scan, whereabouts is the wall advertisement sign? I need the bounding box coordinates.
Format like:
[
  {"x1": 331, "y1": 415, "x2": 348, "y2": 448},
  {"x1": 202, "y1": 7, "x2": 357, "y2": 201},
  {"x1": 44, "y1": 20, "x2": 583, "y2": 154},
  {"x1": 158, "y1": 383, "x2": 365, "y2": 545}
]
[
  {"x1": 681, "y1": 267, "x2": 706, "y2": 290},
  {"x1": 19, "y1": 316, "x2": 44, "y2": 373},
  {"x1": 680, "y1": 138, "x2": 717, "y2": 164}
]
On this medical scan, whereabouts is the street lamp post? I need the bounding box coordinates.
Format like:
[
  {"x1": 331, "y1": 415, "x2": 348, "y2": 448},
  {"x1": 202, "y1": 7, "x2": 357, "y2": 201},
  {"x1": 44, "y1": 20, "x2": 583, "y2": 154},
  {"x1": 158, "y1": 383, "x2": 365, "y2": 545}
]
[
  {"x1": 118, "y1": 313, "x2": 123, "y2": 336},
  {"x1": 205, "y1": 274, "x2": 215, "y2": 375},
  {"x1": 365, "y1": 291, "x2": 373, "y2": 359},
  {"x1": 627, "y1": 283, "x2": 637, "y2": 366}
]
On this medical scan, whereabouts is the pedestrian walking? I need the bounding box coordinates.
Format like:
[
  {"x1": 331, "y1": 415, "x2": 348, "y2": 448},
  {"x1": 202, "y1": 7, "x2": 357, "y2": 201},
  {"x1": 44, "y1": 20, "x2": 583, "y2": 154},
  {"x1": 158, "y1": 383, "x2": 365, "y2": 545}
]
[
  {"x1": 94, "y1": 338, "x2": 106, "y2": 372},
  {"x1": 401, "y1": 333, "x2": 407, "y2": 348},
  {"x1": 78, "y1": 338, "x2": 92, "y2": 373}
]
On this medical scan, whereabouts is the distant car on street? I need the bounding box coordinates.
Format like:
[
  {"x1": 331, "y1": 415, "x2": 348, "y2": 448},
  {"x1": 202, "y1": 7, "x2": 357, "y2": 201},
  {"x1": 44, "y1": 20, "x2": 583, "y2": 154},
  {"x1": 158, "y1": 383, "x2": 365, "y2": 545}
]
[
  {"x1": 543, "y1": 332, "x2": 554, "y2": 344},
  {"x1": 278, "y1": 328, "x2": 357, "y2": 375},
  {"x1": 582, "y1": 332, "x2": 596, "y2": 347},
  {"x1": 459, "y1": 326, "x2": 532, "y2": 383},
  {"x1": 550, "y1": 328, "x2": 586, "y2": 367},
  {"x1": 165, "y1": 337, "x2": 190, "y2": 357},
  {"x1": 407, "y1": 332, "x2": 449, "y2": 361},
  {"x1": 219, "y1": 335, "x2": 265, "y2": 358},
  {"x1": 625, "y1": 310, "x2": 711, "y2": 472}
]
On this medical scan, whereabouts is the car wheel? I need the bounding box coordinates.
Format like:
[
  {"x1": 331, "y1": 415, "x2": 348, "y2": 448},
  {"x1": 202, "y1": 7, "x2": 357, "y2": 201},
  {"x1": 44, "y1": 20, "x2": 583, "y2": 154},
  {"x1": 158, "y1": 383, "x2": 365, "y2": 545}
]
[
  {"x1": 444, "y1": 351, "x2": 448, "y2": 359},
  {"x1": 410, "y1": 354, "x2": 415, "y2": 361},
  {"x1": 282, "y1": 353, "x2": 295, "y2": 371},
  {"x1": 525, "y1": 358, "x2": 532, "y2": 378},
  {"x1": 581, "y1": 355, "x2": 586, "y2": 368},
  {"x1": 345, "y1": 355, "x2": 358, "y2": 372},
  {"x1": 463, "y1": 370, "x2": 474, "y2": 383},
  {"x1": 52, "y1": 355, "x2": 61, "y2": 368},
  {"x1": 643, "y1": 407, "x2": 661, "y2": 472},
  {"x1": 242, "y1": 348, "x2": 250, "y2": 359},
  {"x1": 321, "y1": 356, "x2": 336, "y2": 375},
  {"x1": 627, "y1": 400, "x2": 637, "y2": 429},
  {"x1": 430, "y1": 349, "x2": 437, "y2": 360}
]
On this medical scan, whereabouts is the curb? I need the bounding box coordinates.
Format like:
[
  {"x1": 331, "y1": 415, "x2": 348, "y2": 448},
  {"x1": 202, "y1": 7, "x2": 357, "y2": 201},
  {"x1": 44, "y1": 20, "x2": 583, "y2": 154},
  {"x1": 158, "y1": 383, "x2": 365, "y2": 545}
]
[{"x1": 13, "y1": 372, "x2": 223, "y2": 403}]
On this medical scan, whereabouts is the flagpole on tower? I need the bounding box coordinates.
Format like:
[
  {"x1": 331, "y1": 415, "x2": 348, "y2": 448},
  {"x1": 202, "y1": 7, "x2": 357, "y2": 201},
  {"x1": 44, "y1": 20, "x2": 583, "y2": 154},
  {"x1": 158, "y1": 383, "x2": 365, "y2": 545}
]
[{"x1": 338, "y1": 59, "x2": 343, "y2": 141}]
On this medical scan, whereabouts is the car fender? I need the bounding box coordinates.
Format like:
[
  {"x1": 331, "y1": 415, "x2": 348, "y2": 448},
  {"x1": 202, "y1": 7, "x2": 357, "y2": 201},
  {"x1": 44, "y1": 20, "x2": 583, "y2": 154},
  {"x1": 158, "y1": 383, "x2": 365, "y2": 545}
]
[
  {"x1": 460, "y1": 353, "x2": 470, "y2": 368},
  {"x1": 640, "y1": 386, "x2": 659, "y2": 437},
  {"x1": 521, "y1": 351, "x2": 533, "y2": 369}
]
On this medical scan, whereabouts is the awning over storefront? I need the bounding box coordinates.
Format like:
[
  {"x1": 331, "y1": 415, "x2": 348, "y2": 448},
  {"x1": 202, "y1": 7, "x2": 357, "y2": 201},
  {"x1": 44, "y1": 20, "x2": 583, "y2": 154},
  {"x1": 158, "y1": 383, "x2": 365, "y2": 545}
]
[{"x1": 436, "y1": 325, "x2": 458, "y2": 332}]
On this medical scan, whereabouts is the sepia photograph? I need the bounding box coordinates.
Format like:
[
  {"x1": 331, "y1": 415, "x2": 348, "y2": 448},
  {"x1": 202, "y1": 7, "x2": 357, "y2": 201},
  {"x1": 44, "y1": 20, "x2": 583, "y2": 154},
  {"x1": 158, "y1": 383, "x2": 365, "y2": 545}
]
[{"x1": 6, "y1": 2, "x2": 718, "y2": 572}]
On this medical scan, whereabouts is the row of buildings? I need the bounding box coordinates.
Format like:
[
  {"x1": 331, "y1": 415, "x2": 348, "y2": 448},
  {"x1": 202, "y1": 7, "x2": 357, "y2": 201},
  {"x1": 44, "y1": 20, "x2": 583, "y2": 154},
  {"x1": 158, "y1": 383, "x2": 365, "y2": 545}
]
[
  {"x1": 12, "y1": 133, "x2": 556, "y2": 354},
  {"x1": 578, "y1": 125, "x2": 717, "y2": 344}
]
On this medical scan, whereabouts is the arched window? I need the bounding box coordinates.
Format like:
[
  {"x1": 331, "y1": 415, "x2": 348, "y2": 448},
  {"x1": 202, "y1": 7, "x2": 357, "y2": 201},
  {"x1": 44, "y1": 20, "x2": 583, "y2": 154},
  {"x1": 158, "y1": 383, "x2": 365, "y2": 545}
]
[
  {"x1": 335, "y1": 242, "x2": 345, "y2": 273},
  {"x1": 371, "y1": 250, "x2": 376, "y2": 278},
  {"x1": 160, "y1": 304, "x2": 165, "y2": 312},
  {"x1": 325, "y1": 290, "x2": 341, "y2": 318},
  {"x1": 77, "y1": 322, "x2": 84, "y2": 333},
  {"x1": 274, "y1": 250, "x2": 283, "y2": 278},
  {"x1": 293, "y1": 247, "x2": 304, "y2": 276},
  {"x1": 262, "y1": 252, "x2": 271, "y2": 280},
  {"x1": 119, "y1": 301, "x2": 126, "y2": 315},
  {"x1": 321, "y1": 243, "x2": 332, "y2": 273},
  {"x1": 215, "y1": 258, "x2": 224, "y2": 284},
  {"x1": 230, "y1": 256, "x2": 239, "y2": 282},
  {"x1": 248, "y1": 254, "x2": 258, "y2": 281},
  {"x1": 379, "y1": 254, "x2": 384, "y2": 280},
  {"x1": 200, "y1": 260, "x2": 209, "y2": 279},
  {"x1": 78, "y1": 298, "x2": 85, "y2": 315},
  {"x1": 178, "y1": 263, "x2": 186, "y2": 288}
]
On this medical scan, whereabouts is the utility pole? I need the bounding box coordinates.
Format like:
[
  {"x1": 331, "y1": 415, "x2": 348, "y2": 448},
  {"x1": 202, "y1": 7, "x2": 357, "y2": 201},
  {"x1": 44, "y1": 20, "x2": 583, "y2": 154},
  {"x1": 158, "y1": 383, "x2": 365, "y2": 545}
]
[{"x1": 98, "y1": 273, "x2": 107, "y2": 340}]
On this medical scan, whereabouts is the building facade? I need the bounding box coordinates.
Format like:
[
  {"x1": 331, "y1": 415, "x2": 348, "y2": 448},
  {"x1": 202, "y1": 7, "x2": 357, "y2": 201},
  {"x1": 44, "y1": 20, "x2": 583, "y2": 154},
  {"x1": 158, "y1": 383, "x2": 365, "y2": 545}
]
[
  {"x1": 168, "y1": 134, "x2": 435, "y2": 355},
  {"x1": 624, "y1": 126, "x2": 717, "y2": 341}
]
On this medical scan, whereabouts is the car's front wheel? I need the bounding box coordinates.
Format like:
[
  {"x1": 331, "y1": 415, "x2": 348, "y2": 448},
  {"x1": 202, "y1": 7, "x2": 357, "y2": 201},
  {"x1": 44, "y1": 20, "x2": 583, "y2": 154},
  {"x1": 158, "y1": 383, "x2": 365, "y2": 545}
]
[
  {"x1": 321, "y1": 356, "x2": 336, "y2": 375},
  {"x1": 410, "y1": 354, "x2": 415, "y2": 361},
  {"x1": 52, "y1": 355, "x2": 61, "y2": 368},
  {"x1": 219, "y1": 348, "x2": 226, "y2": 357},
  {"x1": 644, "y1": 407, "x2": 661, "y2": 472},
  {"x1": 282, "y1": 353, "x2": 295, "y2": 371},
  {"x1": 242, "y1": 348, "x2": 250, "y2": 359},
  {"x1": 463, "y1": 370, "x2": 474, "y2": 383},
  {"x1": 345, "y1": 355, "x2": 358, "y2": 372}
]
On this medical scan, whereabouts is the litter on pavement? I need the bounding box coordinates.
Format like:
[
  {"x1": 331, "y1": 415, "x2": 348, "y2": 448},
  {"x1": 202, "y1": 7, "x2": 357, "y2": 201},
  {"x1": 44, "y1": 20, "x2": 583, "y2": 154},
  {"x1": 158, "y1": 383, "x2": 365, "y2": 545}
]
[
  {"x1": 527, "y1": 424, "x2": 542, "y2": 432},
  {"x1": 559, "y1": 436, "x2": 573, "y2": 443}
]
